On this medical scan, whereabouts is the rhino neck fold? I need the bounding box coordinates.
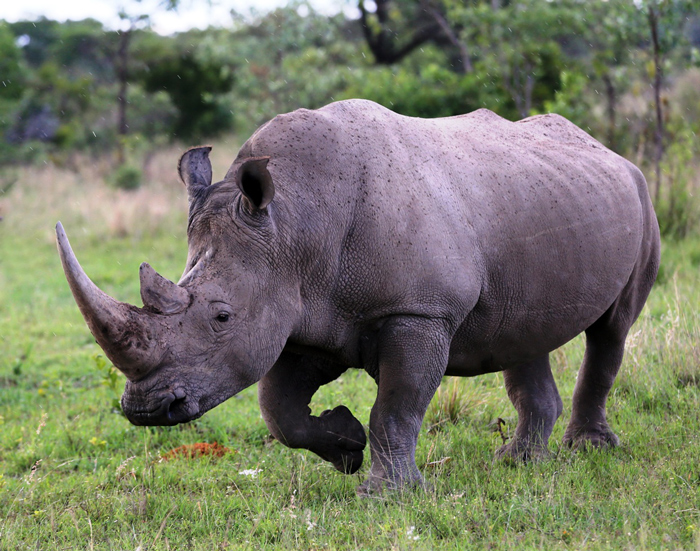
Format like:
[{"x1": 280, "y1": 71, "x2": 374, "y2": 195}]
[{"x1": 56, "y1": 222, "x2": 161, "y2": 381}]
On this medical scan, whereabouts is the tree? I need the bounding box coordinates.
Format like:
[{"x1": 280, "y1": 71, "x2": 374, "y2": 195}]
[
  {"x1": 51, "y1": 19, "x2": 114, "y2": 80},
  {"x1": 138, "y1": 46, "x2": 234, "y2": 140},
  {"x1": 7, "y1": 18, "x2": 59, "y2": 68},
  {"x1": 0, "y1": 21, "x2": 27, "y2": 162},
  {"x1": 447, "y1": 0, "x2": 575, "y2": 118},
  {"x1": 0, "y1": 22, "x2": 26, "y2": 102},
  {"x1": 581, "y1": 0, "x2": 645, "y2": 151},
  {"x1": 206, "y1": 4, "x2": 359, "y2": 130},
  {"x1": 358, "y1": 0, "x2": 472, "y2": 72},
  {"x1": 637, "y1": 0, "x2": 697, "y2": 203},
  {"x1": 114, "y1": 12, "x2": 150, "y2": 153}
]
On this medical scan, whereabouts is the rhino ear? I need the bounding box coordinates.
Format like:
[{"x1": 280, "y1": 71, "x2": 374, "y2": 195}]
[
  {"x1": 178, "y1": 146, "x2": 213, "y2": 201},
  {"x1": 236, "y1": 157, "x2": 274, "y2": 210}
]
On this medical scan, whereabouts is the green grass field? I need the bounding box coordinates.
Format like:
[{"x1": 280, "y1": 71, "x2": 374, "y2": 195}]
[{"x1": 1, "y1": 148, "x2": 699, "y2": 549}]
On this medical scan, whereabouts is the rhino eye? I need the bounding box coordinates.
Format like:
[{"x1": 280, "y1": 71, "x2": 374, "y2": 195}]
[{"x1": 216, "y1": 312, "x2": 230, "y2": 323}]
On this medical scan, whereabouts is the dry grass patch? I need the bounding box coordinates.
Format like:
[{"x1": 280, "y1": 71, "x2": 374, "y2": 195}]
[{"x1": 0, "y1": 139, "x2": 239, "y2": 244}]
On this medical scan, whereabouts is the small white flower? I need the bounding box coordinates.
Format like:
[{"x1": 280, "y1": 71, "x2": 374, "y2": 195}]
[
  {"x1": 306, "y1": 521, "x2": 317, "y2": 531},
  {"x1": 238, "y1": 468, "x2": 262, "y2": 478},
  {"x1": 406, "y1": 526, "x2": 419, "y2": 541}
]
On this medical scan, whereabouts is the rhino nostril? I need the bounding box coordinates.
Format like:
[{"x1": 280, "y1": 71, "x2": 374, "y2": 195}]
[{"x1": 166, "y1": 395, "x2": 187, "y2": 420}]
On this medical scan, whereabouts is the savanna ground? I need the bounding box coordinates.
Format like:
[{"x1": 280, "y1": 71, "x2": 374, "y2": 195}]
[{"x1": 0, "y1": 143, "x2": 699, "y2": 550}]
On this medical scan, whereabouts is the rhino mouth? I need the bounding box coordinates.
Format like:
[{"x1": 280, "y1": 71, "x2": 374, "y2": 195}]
[{"x1": 121, "y1": 386, "x2": 202, "y2": 426}]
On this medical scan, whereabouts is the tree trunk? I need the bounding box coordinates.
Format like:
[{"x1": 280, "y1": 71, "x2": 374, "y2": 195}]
[
  {"x1": 358, "y1": 0, "x2": 455, "y2": 66},
  {"x1": 648, "y1": 5, "x2": 664, "y2": 205},
  {"x1": 523, "y1": 70, "x2": 535, "y2": 118},
  {"x1": 116, "y1": 29, "x2": 131, "y2": 165},
  {"x1": 427, "y1": 6, "x2": 473, "y2": 74},
  {"x1": 602, "y1": 73, "x2": 617, "y2": 151}
]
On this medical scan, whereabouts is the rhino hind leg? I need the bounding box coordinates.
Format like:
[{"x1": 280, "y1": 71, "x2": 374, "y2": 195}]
[
  {"x1": 563, "y1": 234, "x2": 659, "y2": 450},
  {"x1": 258, "y1": 353, "x2": 366, "y2": 474},
  {"x1": 496, "y1": 355, "x2": 563, "y2": 463},
  {"x1": 562, "y1": 322, "x2": 626, "y2": 449}
]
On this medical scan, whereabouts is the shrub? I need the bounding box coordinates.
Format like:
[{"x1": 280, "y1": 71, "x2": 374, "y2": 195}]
[
  {"x1": 111, "y1": 163, "x2": 142, "y2": 191},
  {"x1": 656, "y1": 125, "x2": 700, "y2": 239}
]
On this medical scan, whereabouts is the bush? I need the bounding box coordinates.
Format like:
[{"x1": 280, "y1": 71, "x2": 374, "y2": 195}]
[
  {"x1": 656, "y1": 124, "x2": 700, "y2": 239},
  {"x1": 111, "y1": 164, "x2": 142, "y2": 191},
  {"x1": 341, "y1": 61, "x2": 491, "y2": 119}
]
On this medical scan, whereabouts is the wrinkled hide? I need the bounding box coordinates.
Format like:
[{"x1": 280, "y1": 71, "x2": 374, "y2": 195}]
[{"x1": 58, "y1": 100, "x2": 660, "y2": 493}]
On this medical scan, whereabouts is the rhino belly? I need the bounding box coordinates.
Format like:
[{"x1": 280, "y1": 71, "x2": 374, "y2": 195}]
[
  {"x1": 445, "y1": 222, "x2": 642, "y2": 376},
  {"x1": 446, "y1": 298, "x2": 606, "y2": 376}
]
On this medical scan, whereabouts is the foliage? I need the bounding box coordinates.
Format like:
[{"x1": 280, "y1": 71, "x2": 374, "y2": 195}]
[
  {"x1": 541, "y1": 70, "x2": 593, "y2": 131},
  {"x1": 6, "y1": 18, "x2": 60, "y2": 68},
  {"x1": 637, "y1": 0, "x2": 699, "y2": 57},
  {"x1": 213, "y1": 5, "x2": 361, "y2": 133},
  {"x1": 130, "y1": 26, "x2": 238, "y2": 141},
  {"x1": 655, "y1": 123, "x2": 700, "y2": 239},
  {"x1": 48, "y1": 18, "x2": 115, "y2": 80},
  {"x1": 0, "y1": 0, "x2": 698, "y2": 239},
  {"x1": 138, "y1": 50, "x2": 234, "y2": 141},
  {"x1": 446, "y1": 0, "x2": 579, "y2": 119},
  {"x1": 357, "y1": 0, "x2": 464, "y2": 67},
  {"x1": 0, "y1": 22, "x2": 26, "y2": 102},
  {"x1": 111, "y1": 163, "x2": 143, "y2": 191},
  {"x1": 0, "y1": 19, "x2": 116, "y2": 163},
  {"x1": 341, "y1": 52, "x2": 489, "y2": 118},
  {"x1": 0, "y1": 22, "x2": 27, "y2": 156},
  {"x1": 13, "y1": 62, "x2": 95, "y2": 147},
  {"x1": 575, "y1": 0, "x2": 646, "y2": 150}
]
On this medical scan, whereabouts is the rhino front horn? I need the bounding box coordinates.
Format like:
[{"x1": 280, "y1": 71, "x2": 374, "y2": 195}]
[{"x1": 56, "y1": 222, "x2": 161, "y2": 381}]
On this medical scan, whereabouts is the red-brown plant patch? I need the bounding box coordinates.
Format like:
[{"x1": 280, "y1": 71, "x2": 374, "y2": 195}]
[{"x1": 160, "y1": 442, "x2": 233, "y2": 461}]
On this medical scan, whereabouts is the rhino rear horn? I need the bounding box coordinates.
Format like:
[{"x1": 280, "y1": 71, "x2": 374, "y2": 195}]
[
  {"x1": 236, "y1": 157, "x2": 274, "y2": 210},
  {"x1": 178, "y1": 145, "x2": 213, "y2": 201},
  {"x1": 140, "y1": 263, "x2": 190, "y2": 315}
]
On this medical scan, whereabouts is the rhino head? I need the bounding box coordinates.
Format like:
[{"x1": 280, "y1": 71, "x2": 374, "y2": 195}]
[{"x1": 57, "y1": 146, "x2": 299, "y2": 426}]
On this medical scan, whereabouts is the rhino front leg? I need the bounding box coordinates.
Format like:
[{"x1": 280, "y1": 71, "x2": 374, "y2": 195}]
[
  {"x1": 496, "y1": 355, "x2": 563, "y2": 462},
  {"x1": 358, "y1": 317, "x2": 449, "y2": 495},
  {"x1": 258, "y1": 352, "x2": 367, "y2": 474}
]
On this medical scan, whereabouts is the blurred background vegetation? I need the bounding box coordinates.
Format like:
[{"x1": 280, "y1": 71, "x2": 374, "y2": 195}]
[
  {"x1": 2, "y1": 5, "x2": 700, "y2": 547},
  {"x1": 0, "y1": 0, "x2": 698, "y2": 236}
]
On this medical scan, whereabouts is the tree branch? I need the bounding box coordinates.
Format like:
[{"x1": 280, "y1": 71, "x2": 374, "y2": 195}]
[
  {"x1": 425, "y1": 4, "x2": 472, "y2": 73},
  {"x1": 648, "y1": 4, "x2": 664, "y2": 204},
  {"x1": 358, "y1": 0, "x2": 443, "y2": 65}
]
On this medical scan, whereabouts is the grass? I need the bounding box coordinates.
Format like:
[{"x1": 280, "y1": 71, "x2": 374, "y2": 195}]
[{"x1": 1, "y1": 145, "x2": 700, "y2": 549}]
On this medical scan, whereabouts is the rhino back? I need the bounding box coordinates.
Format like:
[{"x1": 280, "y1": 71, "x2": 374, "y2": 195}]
[{"x1": 232, "y1": 100, "x2": 651, "y2": 370}]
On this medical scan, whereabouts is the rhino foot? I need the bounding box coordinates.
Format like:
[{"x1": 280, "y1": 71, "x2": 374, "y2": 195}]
[
  {"x1": 356, "y1": 452, "x2": 426, "y2": 497},
  {"x1": 356, "y1": 476, "x2": 394, "y2": 496},
  {"x1": 356, "y1": 471, "x2": 425, "y2": 497},
  {"x1": 314, "y1": 405, "x2": 367, "y2": 474},
  {"x1": 562, "y1": 423, "x2": 620, "y2": 449},
  {"x1": 495, "y1": 440, "x2": 551, "y2": 464}
]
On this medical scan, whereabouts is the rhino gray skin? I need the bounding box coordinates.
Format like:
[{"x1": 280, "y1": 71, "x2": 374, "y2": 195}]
[{"x1": 57, "y1": 99, "x2": 660, "y2": 493}]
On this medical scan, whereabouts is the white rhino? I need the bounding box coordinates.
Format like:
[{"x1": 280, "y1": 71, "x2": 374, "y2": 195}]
[{"x1": 57, "y1": 100, "x2": 660, "y2": 493}]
